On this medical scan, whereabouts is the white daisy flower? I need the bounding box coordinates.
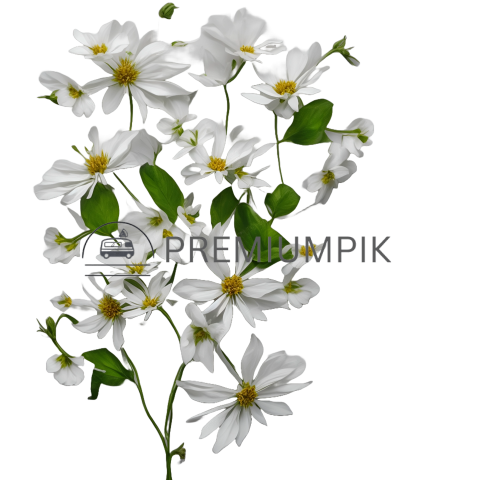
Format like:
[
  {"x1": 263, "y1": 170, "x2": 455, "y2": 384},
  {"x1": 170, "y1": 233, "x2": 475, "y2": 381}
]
[
  {"x1": 39, "y1": 71, "x2": 106, "y2": 118},
  {"x1": 50, "y1": 291, "x2": 73, "y2": 312},
  {"x1": 173, "y1": 119, "x2": 216, "y2": 160},
  {"x1": 201, "y1": 8, "x2": 286, "y2": 63},
  {"x1": 177, "y1": 334, "x2": 311, "y2": 453},
  {"x1": 156, "y1": 93, "x2": 197, "y2": 144},
  {"x1": 69, "y1": 20, "x2": 135, "y2": 60},
  {"x1": 325, "y1": 118, "x2": 374, "y2": 157},
  {"x1": 73, "y1": 282, "x2": 128, "y2": 351},
  {"x1": 46, "y1": 354, "x2": 85, "y2": 386},
  {"x1": 89, "y1": 28, "x2": 191, "y2": 122},
  {"x1": 281, "y1": 241, "x2": 324, "y2": 282},
  {"x1": 177, "y1": 193, "x2": 206, "y2": 236},
  {"x1": 180, "y1": 122, "x2": 273, "y2": 185},
  {"x1": 180, "y1": 303, "x2": 227, "y2": 373},
  {"x1": 34, "y1": 126, "x2": 139, "y2": 205},
  {"x1": 282, "y1": 276, "x2": 320, "y2": 309},
  {"x1": 242, "y1": 42, "x2": 329, "y2": 119}
]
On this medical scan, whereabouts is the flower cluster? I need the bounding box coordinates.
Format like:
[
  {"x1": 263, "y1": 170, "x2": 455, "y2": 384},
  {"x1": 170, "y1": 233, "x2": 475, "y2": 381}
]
[{"x1": 35, "y1": 6, "x2": 374, "y2": 478}]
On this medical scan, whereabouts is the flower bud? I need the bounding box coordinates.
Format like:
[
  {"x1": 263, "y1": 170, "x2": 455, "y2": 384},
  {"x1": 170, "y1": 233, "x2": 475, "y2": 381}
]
[
  {"x1": 38, "y1": 91, "x2": 58, "y2": 105},
  {"x1": 171, "y1": 443, "x2": 186, "y2": 462},
  {"x1": 332, "y1": 36, "x2": 347, "y2": 50},
  {"x1": 340, "y1": 48, "x2": 360, "y2": 67},
  {"x1": 159, "y1": 3, "x2": 178, "y2": 19}
]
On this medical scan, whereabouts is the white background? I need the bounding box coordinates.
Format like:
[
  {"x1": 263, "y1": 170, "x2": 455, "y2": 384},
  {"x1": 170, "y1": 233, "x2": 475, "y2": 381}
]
[{"x1": 2, "y1": 0, "x2": 480, "y2": 479}]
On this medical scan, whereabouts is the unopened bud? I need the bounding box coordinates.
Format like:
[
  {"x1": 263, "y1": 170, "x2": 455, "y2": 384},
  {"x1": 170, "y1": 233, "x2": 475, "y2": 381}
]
[
  {"x1": 332, "y1": 36, "x2": 347, "y2": 50},
  {"x1": 340, "y1": 47, "x2": 360, "y2": 67},
  {"x1": 159, "y1": 3, "x2": 178, "y2": 19},
  {"x1": 38, "y1": 90, "x2": 58, "y2": 105}
]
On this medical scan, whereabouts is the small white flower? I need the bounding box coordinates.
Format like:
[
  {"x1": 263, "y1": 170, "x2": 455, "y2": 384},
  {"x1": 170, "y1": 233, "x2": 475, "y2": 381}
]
[
  {"x1": 156, "y1": 93, "x2": 197, "y2": 144},
  {"x1": 281, "y1": 241, "x2": 324, "y2": 281},
  {"x1": 39, "y1": 71, "x2": 105, "y2": 118},
  {"x1": 129, "y1": 129, "x2": 162, "y2": 166},
  {"x1": 34, "y1": 126, "x2": 139, "y2": 205},
  {"x1": 282, "y1": 276, "x2": 320, "y2": 309},
  {"x1": 174, "y1": 119, "x2": 216, "y2": 159},
  {"x1": 325, "y1": 118, "x2": 374, "y2": 157},
  {"x1": 234, "y1": 165, "x2": 270, "y2": 190},
  {"x1": 180, "y1": 303, "x2": 227, "y2": 372},
  {"x1": 50, "y1": 291, "x2": 73, "y2": 312},
  {"x1": 242, "y1": 42, "x2": 329, "y2": 119},
  {"x1": 177, "y1": 334, "x2": 311, "y2": 453},
  {"x1": 46, "y1": 354, "x2": 85, "y2": 386},
  {"x1": 177, "y1": 193, "x2": 206, "y2": 236}
]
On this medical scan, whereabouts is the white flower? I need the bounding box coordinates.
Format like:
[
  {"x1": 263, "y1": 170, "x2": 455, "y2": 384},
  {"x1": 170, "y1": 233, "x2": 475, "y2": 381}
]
[
  {"x1": 302, "y1": 143, "x2": 357, "y2": 205},
  {"x1": 173, "y1": 119, "x2": 216, "y2": 159},
  {"x1": 122, "y1": 271, "x2": 172, "y2": 321},
  {"x1": 177, "y1": 334, "x2": 311, "y2": 453},
  {"x1": 34, "y1": 126, "x2": 139, "y2": 205},
  {"x1": 177, "y1": 193, "x2": 206, "y2": 236},
  {"x1": 89, "y1": 28, "x2": 191, "y2": 122},
  {"x1": 234, "y1": 165, "x2": 270, "y2": 189},
  {"x1": 46, "y1": 354, "x2": 85, "y2": 386},
  {"x1": 129, "y1": 129, "x2": 162, "y2": 166},
  {"x1": 181, "y1": 122, "x2": 273, "y2": 185},
  {"x1": 50, "y1": 291, "x2": 73, "y2": 312},
  {"x1": 96, "y1": 244, "x2": 160, "y2": 296},
  {"x1": 281, "y1": 241, "x2": 324, "y2": 282},
  {"x1": 242, "y1": 42, "x2": 329, "y2": 119},
  {"x1": 282, "y1": 276, "x2": 320, "y2": 309},
  {"x1": 39, "y1": 71, "x2": 107, "y2": 118},
  {"x1": 325, "y1": 118, "x2": 374, "y2": 157},
  {"x1": 201, "y1": 8, "x2": 286, "y2": 63},
  {"x1": 156, "y1": 93, "x2": 197, "y2": 144},
  {"x1": 69, "y1": 20, "x2": 135, "y2": 60},
  {"x1": 73, "y1": 282, "x2": 128, "y2": 351},
  {"x1": 173, "y1": 249, "x2": 286, "y2": 332},
  {"x1": 180, "y1": 303, "x2": 227, "y2": 372},
  {"x1": 189, "y1": 50, "x2": 233, "y2": 87}
]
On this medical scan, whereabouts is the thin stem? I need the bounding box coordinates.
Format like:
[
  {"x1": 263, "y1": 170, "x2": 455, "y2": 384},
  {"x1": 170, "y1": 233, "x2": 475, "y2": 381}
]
[
  {"x1": 52, "y1": 338, "x2": 72, "y2": 358},
  {"x1": 164, "y1": 363, "x2": 187, "y2": 442},
  {"x1": 223, "y1": 85, "x2": 230, "y2": 134},
  {"x1": 113, "y1": 172, "x2": 139, "y2": 202},
  {"x1": 158, "y1": 306, "x2": 181, "y2": 342},
  {"x1": 226, "y1": 61, "x2": 246, "y2": 84},
  {"x1": 325, "y1": 127, "x2": 362, "y2": 134},
  {"x1": 274, "y1": 114, "x2": 284, "y2": 184},
  {"x1": 318, "y1": 48, "x2": 337, "y2": 64},
  {"x1": 128, "y1": 86, "x2": 133, "y2": 131}
]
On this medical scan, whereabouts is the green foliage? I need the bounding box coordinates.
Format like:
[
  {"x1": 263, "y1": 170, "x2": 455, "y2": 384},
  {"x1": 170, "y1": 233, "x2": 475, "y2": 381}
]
[
  {"x1": 159, "y1": 3, "x2": 178, "y2": 19},
  {"x1": 210, "y1": 187, "x2": 238, "y2": 227},
  {"x1": 80, "y1": 184, "x2": 119, "y2": 236},
  {"x1": 265, "y1": 184, "x2": 300, "y2": 219}
]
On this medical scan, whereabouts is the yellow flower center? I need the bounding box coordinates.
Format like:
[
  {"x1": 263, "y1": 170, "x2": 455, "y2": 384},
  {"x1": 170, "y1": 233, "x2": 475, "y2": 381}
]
[
  {"x1": 183, "y1": 213, "x2": 195, "y2": 224},
  {"x1": 149, "y1": 215, "x2": 163, "y2": 227},
  {"x1": 113, "y1": 57, "x2": 140, "y2": 87},
  {"x1": 163, "y1": 229, "x2": 173, "y2": 238},
  {"x1": 68, "y1": 84, "x2": 83, "y2": 99},
  {"x1": 58, "y1": 295, "x2": 72, "y2": 308},
  {"x1": 240, "y1": 45, "x2": 255, "y2": 54},
  {"x1": 208, "y1": 157, "x2": 227, "y2": 172},
  {"x1": 221, "y1": 274, "x2": 244, "y2": 296},
  {"x1": 234, "y1": 167, "x2": 246, "y2": 178},
  {"x1": 56, "y1": 354, "x2": 73, "y2": 369},
  {"x1": 90, "y1": 43, "x2": 108, "y2": 55},
  {"x1": 236, "y1": 383, "x2": 257, "y2": 408},
  {"x1": 85, "y1": 151, "x2": 109, "y2": 175},
  {"x1": 66, "y1": 242, "x2": 79, "y2": 252},
  {"x1": 142, "y1": 296, "x2": 159, "y2": 309},
  {"x1": 127, "y1": 263, "x2": 144, "y2": 274},
  {"x1": 284, "y1": 281, "x2": 301, "y2": 294},
  {"x1": 98, "y1": 295, "x2": 122, "y2": 321},
  {"x1": 322, "y1": 170, "x2": 335, "y2": 184},
  {"x1": 299, "y1": 244, "x2": 316, "y2": 257},
  {"x1": 55, "y1": 233, "x2": 67, "y2": 245},
  {"x1": 191, "y1": 325, "x2": 213, "y2": 345},
  {"x1": 273, "y1": 80, "x2": 297, "y2": 95}
]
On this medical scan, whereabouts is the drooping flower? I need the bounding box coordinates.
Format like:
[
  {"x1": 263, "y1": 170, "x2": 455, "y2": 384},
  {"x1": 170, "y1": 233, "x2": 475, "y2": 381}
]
[
  {"x1": 69, "y1": 20, "x2": 135, "y2": 60},
  {"x1": 88, "y1": 27, "x2": 192, "y2": 122},
  {"x1": 34, "y1": 126, "x2": 139, "y2": 205},
  {"x1": 200, "y1": 8, "x2": 286, "y2": 63},
  {"x1": 242, "y1": 43, "x2": 329, "y2": 119},
  {"x1": 180, "y1": 303, "x2": 227, "y2": 372},
  {"x1": 177, "y1": 193, "x2": 206, "y2": 236},
  {"x1": 156, "y1": 93, "x2": 197, "y2": 144},
  {"x1": 46, "y1": 354, "x2": 85, "y2": 386},
  {"x1": 180, "y1": 122, "x2": 273, "y2": 185},
  {"x1": 325, "y1": 118, "x2": 374, "y2": 157},
  {"x1": 50, "y1": 291, "x2": 73, "y2": 312},
  {"x1": 177, "y1": 334, "x2": 311, "y2": 453},
  {"x1": 282, "y1": 275, "x2": 320, "y2": 309},
  {"x1": 73, "y1": 282, "x2": 128, "y2": 351},
  {"x1": 38, "y1": 71, "x2": 106, "y2": 118},
  {"x1": 173, "y1": 119, "x2": 216, "y2": 159}
]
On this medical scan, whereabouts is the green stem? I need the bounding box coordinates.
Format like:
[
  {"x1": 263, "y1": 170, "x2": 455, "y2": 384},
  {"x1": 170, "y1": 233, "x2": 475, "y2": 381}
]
[
  {"x1": 223, "y1": 85, "x2": 230, "y2": 134},
  {"x1": 113, "y1": 172, "x2": 139, "y2": 202},
  {"x1": 166, "y1": 263, "x2": 178, "y2": 286},
  {"x1": 128, "y1": 86, "x2": 133, "y2": 131},
  {"x1": 227, "y1": 61, "x2": 246, "y2": 84},
  {"x1": 158, "y1": 306, "x2": 181, "y2": 342},
  {"x1": 164, "y1": 363, "x2": 187, "y2": 442},
  {"x1": 52, "y1": 338, "x2": 72, "y2": 358},
  {"x1": 325, "y1": 127, "x2": 362, "y2": 134},
  {"x1": 274, "y1": 114, "x2": 284, "y2": 184},
  {"x1": 68, "y1": 230, "x2": 93, "y2": 243}
]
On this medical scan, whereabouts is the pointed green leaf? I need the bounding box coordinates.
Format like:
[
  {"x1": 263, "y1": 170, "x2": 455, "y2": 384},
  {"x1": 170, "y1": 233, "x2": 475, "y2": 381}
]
[
  {"x1": 210, "y1": 187, "x2": 238, "y2": 227},
  {"x1": 80, "y1": 183, "x2": 119, "y2": 236},
  {"x1": 265, "y1": 184, "x2": 300, "y2": 219}
]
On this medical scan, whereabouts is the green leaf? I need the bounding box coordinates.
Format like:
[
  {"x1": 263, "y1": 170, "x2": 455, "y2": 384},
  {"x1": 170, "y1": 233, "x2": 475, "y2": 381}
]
[
  {"x1": 210, "y1": 187, "x2": 238, "y2": 227},
  {"x1": 80, "y1": 183, "x2": 119, "y2": 236},
  {"x1": 282, "y1": 99, "x2": 334, "y2": 145},
  {"x1": 88, "y1": 370, "x2": 126, "y2": 400},
  {"x1": 140, "y1": 164, "x2": 184, "y2": 223},
  {"x1": 234, "y1": 203, "x2": 289, "y2": 264},
  {"x1": 265, "y1": 184, "x2": 300, "y2": 219}
]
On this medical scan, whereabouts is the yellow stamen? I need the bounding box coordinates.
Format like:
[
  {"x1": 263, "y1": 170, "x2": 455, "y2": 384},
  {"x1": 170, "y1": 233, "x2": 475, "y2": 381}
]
[
  {"x1": 322, "y1": 170, "x2": 335, "y2": 184},
  {"x1": 142, "y1": 296, "x2": 159, "y2": 309},
  {"x1": 113, "y1": 57, "x2": 140, "y2": 87},
  {"x1": 66, "y1": 242, "x2": 78, "y2": 252},
  {"x1": 221, "y1": 274, "x2": 244, "y2": 296},
  {"x1": 68, "y1": 84, "x2": 83, "y2": 99},
  {"x1": 191, "y1": 325, "x2": 213, "y2": 345},
  {"x1": 284, "y1": 281, "x2": 301, "y2": 294},
  {"x1": 208, "y1": 157, "x2": 227, "y2": 172},
  {"x1": 273, "y1": 80, "x2": 297, "y2": 95},
  {"x1": 58, "y1": 295, "x2": 72, "y2": 308},
  {"x1": 56, "y1": 354, "x2": 73, "y2": 369},
  {"x1": 85, "y1": 151, "x2": 109, "y2": 175},
  {"x1": 90, "y1": 43, "x2": 108, "y2": 55},
  {"x1": 234, "y1": 167, "x2": 246, "y2": 178},
  {"x1": 183, "y1": 213, "x2": 195, "y2": 224},
  {"x1": 163, "y1": 229, "x2": 173, "y2": 238},
  {"x1": 240, "y1": 45, "x2": 255, "y2": 54},
  {"x1": 149, "y1": 215, "x2": 163, "y2": 227},
  {"x1": 300, "y1": 244, "x2": 316, "y2": 257},
  {"x1": 98, "y1": 295, "x2": 122, "y2": 321},
  {"x1": 236, "y1": 383, "x2": 257, "y2": 408},
  {"x1": 127, "y1": 263, "x2": 144, "y2": 274}
]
